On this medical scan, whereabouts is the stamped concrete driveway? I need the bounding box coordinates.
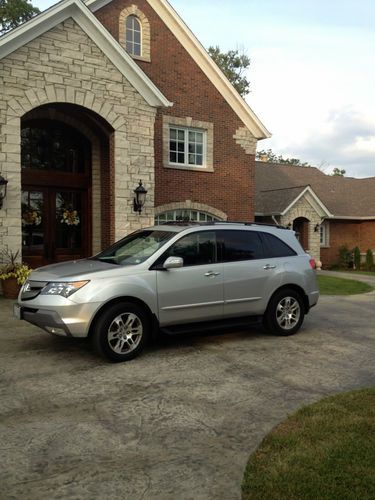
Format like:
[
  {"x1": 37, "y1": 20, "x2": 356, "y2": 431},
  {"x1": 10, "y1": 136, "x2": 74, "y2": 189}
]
[{"x1": 1, "y1": 289, "x2": 375, "y2": 500}]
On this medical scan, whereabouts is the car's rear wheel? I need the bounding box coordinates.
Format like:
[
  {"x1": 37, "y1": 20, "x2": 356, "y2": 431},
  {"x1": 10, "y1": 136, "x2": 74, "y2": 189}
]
[
  {"x1": 263, "y1": 288, "x2": 304, "y2": 336},
  {"x1": 92, "y1": 302, "x2": 149, "y2": 362}
]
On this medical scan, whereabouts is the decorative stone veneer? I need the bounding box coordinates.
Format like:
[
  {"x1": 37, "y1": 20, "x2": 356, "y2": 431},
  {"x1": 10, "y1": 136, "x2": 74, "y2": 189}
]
[
  {"x1": 0, "y1": 18, "x2": 156, "y2": 263},
  {"x1": 233, "y1": 126, "x2": 257, "y2": 155},
  {"x1": 280, "y1": 196, "x2": 322, "y2": 262},
  {"x1": 155, "y1": 200, "x2": 227, "y2": 220},
  {"x1": 119, "y1": 4, "x2": 151, "y2": 62}
]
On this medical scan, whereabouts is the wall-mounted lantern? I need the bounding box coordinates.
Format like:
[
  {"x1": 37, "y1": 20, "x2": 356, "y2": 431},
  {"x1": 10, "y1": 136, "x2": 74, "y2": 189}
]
[
  {"x1": 0, "y1": 174, "x2": 8, "y2": 209},
  {"x1": 314, "y1": 223, "x2": 320, "y2": 232},
  {"x1": 133, "y1": 180, "x2": 147, "y2": 214}
]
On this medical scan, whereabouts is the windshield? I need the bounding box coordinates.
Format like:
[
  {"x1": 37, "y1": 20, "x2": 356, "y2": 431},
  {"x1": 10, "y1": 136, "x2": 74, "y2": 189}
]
[{"x1": 92, "y1": 230, "x2": 174, "y2": 266}]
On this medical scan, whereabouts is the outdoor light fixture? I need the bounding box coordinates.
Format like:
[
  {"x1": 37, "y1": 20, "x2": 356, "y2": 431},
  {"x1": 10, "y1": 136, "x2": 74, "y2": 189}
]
[
  {"x1": 286, "y1": 222, "x2": 292, "y2": 229},
  {"x1": 133, "y1": 180, "x2": 147, "y2": 214},
  {"x1": 314, "y1": 223, "x2": 320, "y2": 232},
  {"x1": 0, "y1": 174, "x2": 8, "y2": 209}
]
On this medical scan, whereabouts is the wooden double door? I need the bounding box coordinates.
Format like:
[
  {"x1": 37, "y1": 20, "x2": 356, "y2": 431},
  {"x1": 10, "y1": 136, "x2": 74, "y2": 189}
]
[
  {"x1": 21, "y1": 118, "x2": 92, "y2": 267},
  {"x1": 22, "y1": 186, "x2": 89, "y2": 268}
]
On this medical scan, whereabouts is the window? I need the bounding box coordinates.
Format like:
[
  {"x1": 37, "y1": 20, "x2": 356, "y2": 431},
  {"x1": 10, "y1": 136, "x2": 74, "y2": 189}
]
[
  {"x1": 162, "y1": 231, "x2": 217, "y2": 267},
  {"x1": 155, "y1": 209, "x2": 221, "y2": 225},
  {"x1": 261, "y1": 233, "x2": 297, "y2": 258},
  {"x1": 126, "y1": 15, "x2": 141, "y2": 56},
  {"x1": 320, "y1": 222, "x2": 329, "y2": 247},
  {"x1": 169, "y1": 127, "x2": 205, "y2": 167},
  {"x1": 21, "y1": 120, "x2": 90, "y2": 173},
  {"x1": 93, "y1": 230, "x2": 174, "y2": 266},
  {"x1": 220, "y1": 230, "x2": 264, "y2": 262}
]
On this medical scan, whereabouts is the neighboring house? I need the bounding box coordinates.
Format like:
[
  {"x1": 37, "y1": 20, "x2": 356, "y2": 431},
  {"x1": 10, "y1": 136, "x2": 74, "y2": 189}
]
[
  {"x1": 255, "y1": 161, "x2": 375, "y2": 267},
  {"x1": 0, "y1": 0, "x2": 270, "y2": 270}
]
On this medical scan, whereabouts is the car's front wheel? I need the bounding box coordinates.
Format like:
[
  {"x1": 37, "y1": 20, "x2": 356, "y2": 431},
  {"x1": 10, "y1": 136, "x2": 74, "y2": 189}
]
[
  {"x1": 263, "y1": 288, "x2": 304, "y2": 336},
  {"x1": 92, "y1": 302, "x2": 149, "y2": 362}
]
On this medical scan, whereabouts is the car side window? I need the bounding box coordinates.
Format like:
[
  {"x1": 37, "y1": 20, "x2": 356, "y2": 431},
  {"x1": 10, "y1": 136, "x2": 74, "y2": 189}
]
[
  {"x1": 161, "y1": 231, "x2": 217, "y2": 267},
  {"x1": 220, "y1": 230, "x2": 264, "y2": 262},
  {"x1": 261, "y1": 232, "x2": 297, "y2": 258}
]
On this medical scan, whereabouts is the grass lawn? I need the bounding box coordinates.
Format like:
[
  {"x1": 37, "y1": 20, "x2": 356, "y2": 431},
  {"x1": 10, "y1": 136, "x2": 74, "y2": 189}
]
[
  {"x1": 242, "y1": 389, "x2": 375, "y2": 500},
  {"x1": 317, "y1": 275, "x2": 373, "y2": 295}
]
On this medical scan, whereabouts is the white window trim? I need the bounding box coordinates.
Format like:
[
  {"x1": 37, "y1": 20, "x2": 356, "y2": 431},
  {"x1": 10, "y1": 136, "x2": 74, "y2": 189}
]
[
  {"x1": 169, "y1": 126, "x2": 207, "y2": 169},
  {"x1": 320, "y1": 221, "x2": 330, "y2": 247},
  {"x1": 163, "y1": 116, "x2": 214, "y2": 172},
  {"x1": 126, "y1": 15, "x2": 142, "y2": 57}
]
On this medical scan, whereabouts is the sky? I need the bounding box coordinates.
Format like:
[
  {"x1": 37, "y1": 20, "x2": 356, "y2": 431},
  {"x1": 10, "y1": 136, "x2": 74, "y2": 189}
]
[{"x1": 32, "y1": 0, "x2": 375, "y2": 178}]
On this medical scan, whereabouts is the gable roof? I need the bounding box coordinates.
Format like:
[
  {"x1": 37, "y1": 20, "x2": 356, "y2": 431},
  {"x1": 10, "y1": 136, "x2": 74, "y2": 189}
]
[
  {"x1": 0, "y1": 0, "x2": 172, "y2": 108},
  {"x1": 86, "y1": 0, "x2": 271, "y2": 139},
  {"x1": 256, "y1": 162, "x2": 375, "y2": 219}
]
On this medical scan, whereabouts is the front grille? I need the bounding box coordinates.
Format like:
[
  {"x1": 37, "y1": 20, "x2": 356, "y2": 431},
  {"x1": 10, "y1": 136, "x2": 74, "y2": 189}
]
[{"x1": 21, "y1": 280, "x2": 48, "y2": 301}]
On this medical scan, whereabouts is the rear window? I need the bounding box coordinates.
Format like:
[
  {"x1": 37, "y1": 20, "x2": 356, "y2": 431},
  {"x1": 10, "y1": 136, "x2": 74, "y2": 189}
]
[
  {"x1": 261, "y1": 232, "x2": 297, "y2": 258},
  {"x1": 220, "y1": 230, "x2": 264, "y2": 262}
]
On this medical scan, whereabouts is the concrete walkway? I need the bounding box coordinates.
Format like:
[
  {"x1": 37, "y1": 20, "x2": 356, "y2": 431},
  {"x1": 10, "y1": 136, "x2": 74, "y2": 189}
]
[
  {"x1": 318, "y1": 269, "x2": 375, "y2": 287},
  {"x1": 1, "y1": 290, "x2": 375, "y2": 500}
]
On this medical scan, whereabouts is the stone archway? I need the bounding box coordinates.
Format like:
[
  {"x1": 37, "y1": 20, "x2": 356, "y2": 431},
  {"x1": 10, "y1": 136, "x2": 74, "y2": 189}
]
[
  {"x1": 293, "y1": 217, "x2": 310, "y2": 251},
  {"x1": 20, "y1": 103, "x2": 114, "y2": 266}
]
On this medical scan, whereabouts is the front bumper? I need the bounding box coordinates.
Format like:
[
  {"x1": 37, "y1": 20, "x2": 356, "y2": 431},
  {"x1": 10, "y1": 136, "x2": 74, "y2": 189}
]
[{"x1": 14, "y1": 301, "x2": 100, "y2": 337}]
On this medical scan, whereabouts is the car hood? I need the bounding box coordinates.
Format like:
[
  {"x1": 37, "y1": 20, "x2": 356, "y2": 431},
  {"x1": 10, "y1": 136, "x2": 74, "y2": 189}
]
[{"x1": 29, "y1": 259, "x2": 127, "y2": 281}]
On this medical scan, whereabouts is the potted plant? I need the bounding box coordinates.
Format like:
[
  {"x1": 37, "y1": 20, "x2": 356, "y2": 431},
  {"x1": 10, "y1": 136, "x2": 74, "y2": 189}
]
[{"x1": 0, "y1": 250, "x2": 32, "y2": 299}]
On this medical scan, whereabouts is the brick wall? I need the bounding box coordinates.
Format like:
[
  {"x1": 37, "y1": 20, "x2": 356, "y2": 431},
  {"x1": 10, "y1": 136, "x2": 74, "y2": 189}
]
[
  {"x1": 95, "y1": 0, "x2": 258, "y2": 221},
  {"x1": 320, "y1": 220, "x2": 375, "y2": 267}
]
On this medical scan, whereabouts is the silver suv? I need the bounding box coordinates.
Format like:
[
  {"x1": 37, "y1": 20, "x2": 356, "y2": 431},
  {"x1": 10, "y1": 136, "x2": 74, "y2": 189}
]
[{"x1": 14, "y1": 223, "x2": 319, "y2": 362}]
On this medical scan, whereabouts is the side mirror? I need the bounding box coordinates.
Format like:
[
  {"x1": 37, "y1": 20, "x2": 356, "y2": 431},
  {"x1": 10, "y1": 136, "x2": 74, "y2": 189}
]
[{"x1": 163, "y1": 256, "x2": 183, "y2": 269}]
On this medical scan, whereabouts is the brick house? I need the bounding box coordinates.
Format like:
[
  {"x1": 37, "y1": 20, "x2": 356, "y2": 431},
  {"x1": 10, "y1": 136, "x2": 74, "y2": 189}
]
[
  {"x1": 0, "y1": 0, "x2": 269, "y2": 271},
  {"x1": 255, "y1": 161, "x2": 375, "y2": 267}
]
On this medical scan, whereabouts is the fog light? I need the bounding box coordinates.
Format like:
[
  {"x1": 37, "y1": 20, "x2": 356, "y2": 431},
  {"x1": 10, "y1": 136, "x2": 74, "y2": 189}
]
[{"x1": 45, "y1": 326, "x2": 66, "y2": 336}]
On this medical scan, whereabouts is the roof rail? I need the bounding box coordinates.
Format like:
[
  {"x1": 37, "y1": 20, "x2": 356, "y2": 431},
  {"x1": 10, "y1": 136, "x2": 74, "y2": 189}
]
[{"x1": 159, "y1": 220, "x2": 289, "y2": 230}]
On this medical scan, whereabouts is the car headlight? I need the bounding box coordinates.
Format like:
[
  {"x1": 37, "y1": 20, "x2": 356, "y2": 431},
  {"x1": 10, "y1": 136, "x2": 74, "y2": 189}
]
[{"x1": 41, "y1": 281, "x2": 89, "y2": 298}]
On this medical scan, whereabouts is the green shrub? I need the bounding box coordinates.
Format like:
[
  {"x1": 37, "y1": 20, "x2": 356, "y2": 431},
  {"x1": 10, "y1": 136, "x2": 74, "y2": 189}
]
[
  {"x1": 338, "y1": 245, "x2": 352, "y2": 269},
  {"x1": 365, "y1": 249, "x2": 374, "y2": 271},
  {"x1": 353, "y1": 246, "x2": 361, "y2": 270}
]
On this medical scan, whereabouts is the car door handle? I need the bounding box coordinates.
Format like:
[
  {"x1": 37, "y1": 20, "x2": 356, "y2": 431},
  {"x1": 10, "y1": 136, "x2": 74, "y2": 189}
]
[
  {"x1": 263, "y1": 264, "x2": 276, "y2": 270},
  {"x1": 205, "y1": 271, "x2": 220, "y2": 277}
]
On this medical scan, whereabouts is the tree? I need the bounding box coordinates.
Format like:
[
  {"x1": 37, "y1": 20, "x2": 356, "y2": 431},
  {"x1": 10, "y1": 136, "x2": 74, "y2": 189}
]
[
  {"x1": 208, "y1": 45, "x2": 250, "y2": 97},
  {"x1": 0, "y1": 0, "x2": 39, "y2": 35},
  {"x1": 331, "y1": 167, "x2": 346, "y2": 177},
  {"x1": 256, "y1": 149, "x2": 310, "y2": 167}
]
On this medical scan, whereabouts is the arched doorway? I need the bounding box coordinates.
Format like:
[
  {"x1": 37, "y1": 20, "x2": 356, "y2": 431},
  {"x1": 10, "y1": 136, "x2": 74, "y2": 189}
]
[
  {"x1": 293, "y1": 217, "x2": 310, "y2": 251},
  {"x1": 21, "y1": 104, "x2": 114, "y2": 267}
]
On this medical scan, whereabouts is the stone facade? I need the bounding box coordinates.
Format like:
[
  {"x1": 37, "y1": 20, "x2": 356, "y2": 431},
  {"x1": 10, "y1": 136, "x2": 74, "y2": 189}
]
[
  {"x1": 0, "y1": 18, "x2": 156, "y2": 261},
  {"x1": 280, "y1": 196, "x2": 322, "y2": 262}
]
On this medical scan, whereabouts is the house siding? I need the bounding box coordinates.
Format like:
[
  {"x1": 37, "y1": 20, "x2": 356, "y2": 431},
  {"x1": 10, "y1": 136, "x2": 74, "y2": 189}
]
[{"x1": 95, "y1": 0, "x2": 257, "y2": 221}]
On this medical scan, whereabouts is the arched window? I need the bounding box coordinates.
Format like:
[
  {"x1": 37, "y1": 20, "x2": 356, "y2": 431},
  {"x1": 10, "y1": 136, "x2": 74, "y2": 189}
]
[
  {"x1": 126, "y1": 15, "x2": 141, "y2": 57},
  {"x1": 155, "y1": 209, "x2": 222, "y2": 225}
]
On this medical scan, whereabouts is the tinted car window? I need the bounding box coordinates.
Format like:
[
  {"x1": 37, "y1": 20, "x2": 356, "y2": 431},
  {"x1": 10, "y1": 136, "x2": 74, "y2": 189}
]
[
  {"x1": 163, "y1": 231, "x2": 217, "y2": 267},
  {"x1": 261, "y1": 232, "x2": 297, "y2": 258},
  {"x1": 220, "y1": 230, "x2": 264, "y2": 262}
]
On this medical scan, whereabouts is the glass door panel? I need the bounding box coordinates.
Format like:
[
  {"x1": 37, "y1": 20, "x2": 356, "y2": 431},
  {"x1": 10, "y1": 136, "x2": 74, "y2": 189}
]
[
  {"x1": 22, "y1": 190, "x2": 46, "y2": 267},
  {"x1": 54, "y1": 191, "x2": 86, "y2": 262}
]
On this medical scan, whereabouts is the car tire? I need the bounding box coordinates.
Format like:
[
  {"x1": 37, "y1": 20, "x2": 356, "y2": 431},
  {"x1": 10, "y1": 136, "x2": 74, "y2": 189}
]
[
  {"x1": 92, "y1": 302, "x2": 149, "y2": 362},
  {"x1": 263, "y1": 288, "x2": 305, "y2": 336}
]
